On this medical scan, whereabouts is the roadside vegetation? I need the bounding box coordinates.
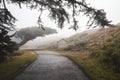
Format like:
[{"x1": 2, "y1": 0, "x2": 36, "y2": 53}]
[
  {"x1": 90, "y1": 27, "x2": 120, "y2": 73},
  {"x1": 58, "y1": 51, "x2": 120, "y2": 80},
  {"x1": 59, "y1": 26, "x2": 120, "y2": 80},
  {"x1": 63, "y1": 40, "x2": 88, "y2": 50},
  {"x1": 0, "y1": 51, "x2": 37, "y2": 80}
]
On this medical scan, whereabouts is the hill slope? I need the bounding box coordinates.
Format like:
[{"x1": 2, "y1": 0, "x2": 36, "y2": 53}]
[
  {"x1": 63, "y1": 25, "x2": 120, "y2": 72},
  {"x1": 58, "y1": 25, "x2": 120, "y2": 80}
]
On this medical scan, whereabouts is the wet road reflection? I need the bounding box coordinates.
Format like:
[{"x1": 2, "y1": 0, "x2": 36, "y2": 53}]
[{"x1": 15, "y1": 51, "x2": 89, "y2": 80}]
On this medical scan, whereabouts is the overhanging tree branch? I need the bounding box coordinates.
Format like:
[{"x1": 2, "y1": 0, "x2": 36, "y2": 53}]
[{"x1": 5, "y1": 0, "x2": 112, "y2": 30}]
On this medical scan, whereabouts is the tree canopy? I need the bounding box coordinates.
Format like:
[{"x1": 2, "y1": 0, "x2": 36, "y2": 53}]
[{"x1": 15, "y1": 27, "x2": 57, "y2": 46}]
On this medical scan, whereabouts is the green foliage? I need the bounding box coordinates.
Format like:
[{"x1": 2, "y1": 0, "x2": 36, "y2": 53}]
[
  {"x1": 63, "y1": 40, "x2": 87, "y2": 50},
  {"x1": 74, "y1": 40, "x2": 87, "y2": 46}
]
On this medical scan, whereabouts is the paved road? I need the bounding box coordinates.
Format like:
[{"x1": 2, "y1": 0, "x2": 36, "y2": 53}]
[{"x1": 14, "y1": 51, "x2": 89, "y2": 80}]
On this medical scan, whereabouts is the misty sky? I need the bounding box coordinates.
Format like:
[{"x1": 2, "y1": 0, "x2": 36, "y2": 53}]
[{"x1": 7, "y1": 0, "x2": 120, "y2": 48}]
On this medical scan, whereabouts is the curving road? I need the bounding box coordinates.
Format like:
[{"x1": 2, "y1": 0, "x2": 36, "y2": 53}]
[{"x1": 14, "y1": 51, "x2": 89, "y2": 80}]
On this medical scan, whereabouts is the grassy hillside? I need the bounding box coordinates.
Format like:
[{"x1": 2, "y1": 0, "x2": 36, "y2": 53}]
[
  {"x1": 61, "y1": 29, "x2": 100, "y2": 50},
  {"x1": 64, "y1": 26, "x2": 120, "y2": 52},
  {"x1": 90, "y1": 26, "x2": 120, "y2": 73},
  {"x1": 60, "y1": 25, "x2": 120, "y2": 80},
  {"x1": 0, "y1": 51, "x2": 37, "y2": 80}
]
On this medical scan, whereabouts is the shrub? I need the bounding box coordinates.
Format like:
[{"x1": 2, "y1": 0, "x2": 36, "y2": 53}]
[
  {"x1": 63, "y1": 40, "x2": 87, "y2": 50},
  {"x1": 91, "y1": 39, "x2": 120, "y2": 73}
]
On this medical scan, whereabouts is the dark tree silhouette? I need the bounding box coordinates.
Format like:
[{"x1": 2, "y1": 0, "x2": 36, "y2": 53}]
[
  {"x1": 0, "y1": 0, "x2": 17, "y2": 61},
  {"x1": 0, "y1": 0, "x2": 112, "y2": 31},
  {"x1": 0, "y1": 28, "x2": 18, "y2": 61},
  {"x1": 15, "y1": 27, "x2": 57, "y2": 46},
  {"x1": 5, "y1": 0, "x2": 111, "y2": 29}
]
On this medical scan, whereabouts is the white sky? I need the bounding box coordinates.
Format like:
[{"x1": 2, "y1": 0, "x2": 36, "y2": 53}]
[{"x1": 7, "y1": 0, "x2": 120, "y2": 48}]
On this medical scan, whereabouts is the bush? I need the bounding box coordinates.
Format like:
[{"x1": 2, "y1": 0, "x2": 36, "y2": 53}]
[
  {"x1": 91, "y1": 39, "x2": 120, "y2": 72},
  {"x1": 63, "y1": 40, "x2": 87, "y2": 50}
]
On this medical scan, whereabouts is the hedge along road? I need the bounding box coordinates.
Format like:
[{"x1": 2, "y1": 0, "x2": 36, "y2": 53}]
[{"x1": 14, "y1": 51, "x2": 89, "y2": 80}]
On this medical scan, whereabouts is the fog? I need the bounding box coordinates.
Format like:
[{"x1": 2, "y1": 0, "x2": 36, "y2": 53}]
[{"x1": 7, "y1": 0, "x2": 120, "y2": 48}]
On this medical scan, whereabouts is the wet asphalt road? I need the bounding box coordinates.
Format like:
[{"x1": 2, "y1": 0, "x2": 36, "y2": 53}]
[{"x1": 14, "y1": 51, "x2": 89, "y2": 80}]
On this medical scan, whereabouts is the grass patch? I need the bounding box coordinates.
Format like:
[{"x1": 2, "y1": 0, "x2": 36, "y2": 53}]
[
  {"x1": 0, "y1": 51, "x2": 37, "y2": 80},
  {"x1": 58, "y1": 51, "x2": 120, "y2": 80}
]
